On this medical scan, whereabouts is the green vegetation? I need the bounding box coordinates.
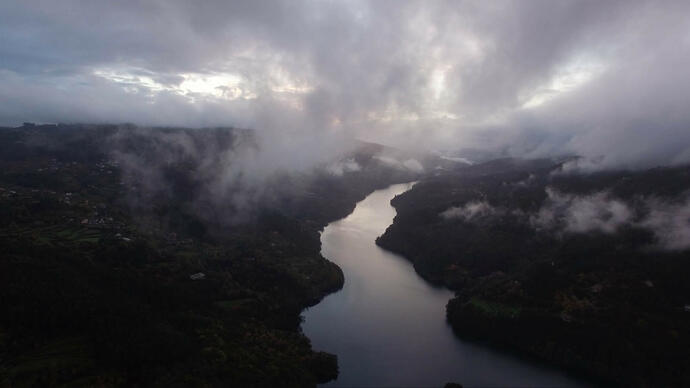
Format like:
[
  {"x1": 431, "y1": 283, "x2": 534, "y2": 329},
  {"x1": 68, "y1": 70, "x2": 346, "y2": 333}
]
[
  {"x1": 378, "y1": 158, "x2": 690, "y2": 387},
  {"x1": 0, "y1": 124, "x2": 420, "y2": 387},
  {"x1": 468, "y1": 297, "x2": 521, "y2": 319}
]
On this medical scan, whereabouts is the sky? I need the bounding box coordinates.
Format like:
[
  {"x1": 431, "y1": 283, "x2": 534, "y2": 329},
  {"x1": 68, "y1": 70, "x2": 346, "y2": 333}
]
[{"x1": 2, "y1": 0, "x2": 690, "y2": 170}]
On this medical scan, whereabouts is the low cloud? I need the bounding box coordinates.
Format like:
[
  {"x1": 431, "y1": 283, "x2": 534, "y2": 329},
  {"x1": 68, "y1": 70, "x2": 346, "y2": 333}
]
[
  {"x1": 531, "y1": 188, "x2": 633, "y2": 234},
  {"x1": 441, "y1": 201, "x2": 499, "y2": 221},
  {"x1": 402, "y1": 159, "x2": 424, "y2": 173},
  {"x1": 374, "y1": 156, "x2": 424, "y2": 173},
  {"x1": 439, "y1": 155, "x2": 474, "y2": 165},
  {"x1": 532, "y1": 187, "x2": 690, "y2": 251},
  {"x1": 551, "y1": 158, "x2": 607, "y2": 175},
  {"x1": 325, "y1": 158, "x2": 361, "y2": 176},
  {"x1": 515, "y1": 174, "x2": 537, "y2": 187},
  {"x1": 440, "y1": 186, "x2": 690, "y2": 251},
  {"x1": 107, "y1": 126, "x2": 362, "y2": 224},
  {"x1": 640, "y1": 196, "x2": 690, "y2": 251}
]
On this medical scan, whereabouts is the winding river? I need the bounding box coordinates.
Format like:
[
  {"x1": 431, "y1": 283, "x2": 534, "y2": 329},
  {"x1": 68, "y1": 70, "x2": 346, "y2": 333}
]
[{"x1": 302, "y1": 183, "x2": 589, "y2": 387}]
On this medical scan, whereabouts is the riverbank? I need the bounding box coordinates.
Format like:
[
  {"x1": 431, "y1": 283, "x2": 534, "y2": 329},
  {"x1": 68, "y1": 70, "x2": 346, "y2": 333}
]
[
  {"x1": 376, "y1": 159, "x2": 690, "y2": 386},
  {"x1": 303, "y1": 182, "x2": 587, "y2": 387}
]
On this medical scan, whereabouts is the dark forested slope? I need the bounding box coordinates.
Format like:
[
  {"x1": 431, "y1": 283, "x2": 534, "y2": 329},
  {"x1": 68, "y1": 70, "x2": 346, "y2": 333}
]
[
  {"x1": 377, "y1": 158, "x2": 690, "y2": 387},
  {"x1": 0, "y1": 124, "x2": 422, "y2": 387}
]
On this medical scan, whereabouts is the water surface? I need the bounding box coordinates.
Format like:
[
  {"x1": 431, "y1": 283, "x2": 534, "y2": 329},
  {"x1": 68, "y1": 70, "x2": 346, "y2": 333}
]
[{"x1": 302, "y1": 182, "x2": 588, "y2": 387}]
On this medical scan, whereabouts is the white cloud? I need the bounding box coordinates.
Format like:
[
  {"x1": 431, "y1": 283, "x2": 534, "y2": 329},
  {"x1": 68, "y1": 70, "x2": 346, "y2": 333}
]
[
  {"x1": 531, "y1": 187, "x2": 690, "y2": 251},
  {"x1": 439, "y1": 155, "x2": 474, "y2": 165},
  {"x1": 521, "y1": 58, "x2": 606, "y2": 109},
  {"x1": 403, "y1": 159, "x2": 424, "y2": 173},
  {"x1": 374, "y1": 156, "x2": 424, "y2": 173},
  {"x1": 325, "y1": 158, "x2": 361, "y2": 176},
  {"x1": 531, "y1": 188, "x2": 633, "y2": 234},
  {"x1": 441, "y1": 201, "x2": 499, "y2": 221}
]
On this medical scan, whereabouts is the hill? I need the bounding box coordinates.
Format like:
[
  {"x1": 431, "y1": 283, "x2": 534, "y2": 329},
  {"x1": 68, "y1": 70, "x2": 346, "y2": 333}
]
[
  {"x1": 0, "y1": 123, "x2": 424, "y2": 387},
  {"x1": 377, "y1": 158, "x2": 690, "y2": 386}
]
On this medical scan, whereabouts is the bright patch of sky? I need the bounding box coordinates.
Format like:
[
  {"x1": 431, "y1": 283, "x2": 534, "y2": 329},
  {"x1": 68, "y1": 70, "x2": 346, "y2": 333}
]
[
  {"x1": 521, "y1": 58, "x2": 606, "y2": 109},
  {"x1": 93, "y1": 66, "x2": 311, "y2": 102}
]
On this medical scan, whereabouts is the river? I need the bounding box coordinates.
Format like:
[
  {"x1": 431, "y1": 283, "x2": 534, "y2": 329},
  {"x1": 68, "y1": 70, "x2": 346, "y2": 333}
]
[{"x1": 302, "y1": 182, "x2": 589, "y2": 387}]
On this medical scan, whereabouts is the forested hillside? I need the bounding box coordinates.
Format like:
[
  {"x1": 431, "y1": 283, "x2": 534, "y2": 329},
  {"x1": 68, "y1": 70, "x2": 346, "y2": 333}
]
[
  {"x1": 378, "y1": 159, "x2": 690, "y2": 386},
  {"x1": 0, "y1": 124, "x2": 421, "y2": 387}
]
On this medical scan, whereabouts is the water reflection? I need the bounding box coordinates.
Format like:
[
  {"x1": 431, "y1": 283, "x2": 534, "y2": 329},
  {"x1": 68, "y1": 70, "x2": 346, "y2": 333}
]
[{"x1": 302, "y1": 183, "x2": 588, "y2": 387}]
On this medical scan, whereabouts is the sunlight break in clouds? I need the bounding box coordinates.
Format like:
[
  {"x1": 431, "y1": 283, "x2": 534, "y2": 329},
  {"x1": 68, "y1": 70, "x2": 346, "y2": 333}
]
[
  {"x1": 521, "y1": 58, "x2": 605, "y2": 109},
  {"x1": 93, "y1": 67, "x2": 309, "y2": 101}
]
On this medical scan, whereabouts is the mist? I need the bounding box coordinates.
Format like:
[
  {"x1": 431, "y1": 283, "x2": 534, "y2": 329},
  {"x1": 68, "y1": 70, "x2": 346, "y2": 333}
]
[
  {"x1": 532, "y1": 187, "x2": 690, "y2": 251},
  {"x1": 441, "y1": 201, "x2": 500, "y2": 222}
]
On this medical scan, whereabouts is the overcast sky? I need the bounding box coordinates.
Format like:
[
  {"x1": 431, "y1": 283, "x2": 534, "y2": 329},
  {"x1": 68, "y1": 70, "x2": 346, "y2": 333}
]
[{"x1": 2, "y1": 0, "x2": 690, "y2": 169}]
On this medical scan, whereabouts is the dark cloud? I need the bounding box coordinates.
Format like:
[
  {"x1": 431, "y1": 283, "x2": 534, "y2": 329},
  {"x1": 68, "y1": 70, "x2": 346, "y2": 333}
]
[{"x1": 1, "y1": 0, "x2": 690, "y2": 170}]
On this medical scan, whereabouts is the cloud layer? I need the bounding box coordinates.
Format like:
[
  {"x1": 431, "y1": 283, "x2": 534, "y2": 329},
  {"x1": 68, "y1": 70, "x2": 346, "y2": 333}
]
[{"x1": 2, "y1": 1, "x2": 690, "y2": 169}]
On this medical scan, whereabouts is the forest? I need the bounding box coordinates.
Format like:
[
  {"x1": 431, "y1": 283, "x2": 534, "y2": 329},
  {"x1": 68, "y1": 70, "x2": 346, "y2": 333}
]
[
  {"x1": 0, "y1": 124, "x2": 420, "y2": 387},
  {"x1": 377, "y1": 158, "x2": 690, "y2": 386}
]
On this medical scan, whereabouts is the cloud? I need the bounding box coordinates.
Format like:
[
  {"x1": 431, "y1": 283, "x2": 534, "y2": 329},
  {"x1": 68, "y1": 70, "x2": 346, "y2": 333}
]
[
  {"x1": 373, "y1": 156, "x2": 424, "y2": 173},
  {"x1": 402, "y1": 159, "x2": 424, "y2": 173},
  {"x1": 640, "y1": 195, "x2": 690, "y2": 251},
  {"x1": 107, "y1": 125, "x2": 360, "y2": 224},
  {"x1": 531, "y1": 187, "x2": 690, "y2": 251},
  {"x1": 441, "y1": 201, "x2": 499, "y2": 221},
  {"x1": 515, "y1": 173, "x2": 537, "y2": 187},
  {"x1": 531, "y1": 188, "x2": 633, "y2": 234},
  {"x1": 325, "y1": 158, "x2": 361, "y2": 176},
  {"x1": 1, "y1": 1, "x2": 690, "y2": 169},
  {"x1": 439, "y1": 155, "x2": 474, "y2": 165}
]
